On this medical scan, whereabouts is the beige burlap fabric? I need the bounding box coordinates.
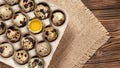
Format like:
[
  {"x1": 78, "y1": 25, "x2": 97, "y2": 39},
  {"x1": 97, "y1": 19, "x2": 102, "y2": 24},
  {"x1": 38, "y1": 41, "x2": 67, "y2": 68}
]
[{"x1": 47, "y1": 0, "x2": 110, "y2": 68}]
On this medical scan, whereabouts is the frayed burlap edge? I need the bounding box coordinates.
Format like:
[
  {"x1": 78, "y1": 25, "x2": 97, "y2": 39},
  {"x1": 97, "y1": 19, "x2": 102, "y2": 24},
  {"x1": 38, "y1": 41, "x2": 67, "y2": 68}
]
[{"x1": 47, "y1": 0, "x2": 110, "y2": 68}]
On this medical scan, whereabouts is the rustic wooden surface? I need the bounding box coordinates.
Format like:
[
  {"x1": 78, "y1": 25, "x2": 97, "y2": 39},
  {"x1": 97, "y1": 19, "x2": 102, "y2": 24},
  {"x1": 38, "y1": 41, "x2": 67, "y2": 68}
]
[
  {"x1": 82, "y1": 0, "x2": 120, "y2": 68},
  {"x1": 0, "y1": 0, "x2": 120, "y2": 68}
]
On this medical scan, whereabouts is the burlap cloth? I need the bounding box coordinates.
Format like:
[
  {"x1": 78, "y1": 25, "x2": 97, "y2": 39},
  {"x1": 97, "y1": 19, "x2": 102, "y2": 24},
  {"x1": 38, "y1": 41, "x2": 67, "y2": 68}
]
[
  {"x1": 47, "y1": 0, "x2": 110, "y2": 68},
  {"x1": 0, "y1": 0, "x2": 110, "y2": 68}
]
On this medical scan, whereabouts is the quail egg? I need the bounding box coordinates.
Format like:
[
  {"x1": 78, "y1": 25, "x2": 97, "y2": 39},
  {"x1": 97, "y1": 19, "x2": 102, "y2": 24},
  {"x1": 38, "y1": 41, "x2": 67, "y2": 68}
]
[
  {"x1": 0, "y1": 42, "x2": 14, "y2": 58},
  {"x1": 34, "y1": 3, "x2": 50, "y2": 20},
  {"x1": 21, "y1": 34, "x2": 36, "y2": 50},
  {"x1": 12, "y1": 12, "x2": 28, "y2": 27},
  {"x1": 14, "y1": 49, "x2": 29, "y2": 65},
  {"x1": 51, "y1": 10, "x2": 65, "y2": 26},
  {"x1": 0, "y1": 21, "x2": 6, "y2": 35},
  {"x1": 43, "y1": 26, "x2": 58, "y2": 42},
  {"x1": 0, "y1": 5, "x2": 13, "y2": 20},
  {"x1": 28, "y1": 57, "x2": 44, "y2": 68},
  {"x1": 5, "y1": 0, "x2": 19, "y2": 5},
  {"x1": 19, "y1": 0, "x2": 35, "y2": 12},
  {"x1": 28, "y1": 19, "x2": 43, "y2": 34},
  {"x1": 6, "y1": 26, "x2": 21, "y2": 43},
  {"x1": 35, "y1": 41, "x2": 51, "y2": 57}
]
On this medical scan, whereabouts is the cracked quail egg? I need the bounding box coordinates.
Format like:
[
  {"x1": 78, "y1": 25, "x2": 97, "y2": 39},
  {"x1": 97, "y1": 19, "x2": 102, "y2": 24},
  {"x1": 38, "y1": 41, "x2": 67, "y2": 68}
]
[{"x1": 28, "y1": 19, "x2": 43, "y2": 34}]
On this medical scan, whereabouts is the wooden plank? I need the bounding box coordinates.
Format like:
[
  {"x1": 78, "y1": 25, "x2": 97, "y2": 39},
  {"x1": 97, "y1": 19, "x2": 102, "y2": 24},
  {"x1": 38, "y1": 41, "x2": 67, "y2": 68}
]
[
  {"x1": 84, "y1": 11, "x2": 120, "y2": 67},
  {"x1": 82, "y1": 0, "x2": 120, "y2": 68},
  {"x1": 82, "y1": 0, "x2": 120, "y2": 10},
  {"x1": 91, "y1": 9, "x2": 120, "y2": 32},
  {"x1": 84, "y1": 61, "x2": 120, "y2": 68},
  {"x1": 0, "y1": 62, "x2": 12, "y2": 68}
]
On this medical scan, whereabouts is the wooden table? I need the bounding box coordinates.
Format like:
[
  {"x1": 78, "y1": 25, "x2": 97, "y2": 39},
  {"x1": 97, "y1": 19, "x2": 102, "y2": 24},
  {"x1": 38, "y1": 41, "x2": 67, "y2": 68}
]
[
  {"x1": 82, "y1": 0, "x2": 120, "y2": 68},
  {"x1": 0, "y1": 0, "x2": 120, "y2": 68}
]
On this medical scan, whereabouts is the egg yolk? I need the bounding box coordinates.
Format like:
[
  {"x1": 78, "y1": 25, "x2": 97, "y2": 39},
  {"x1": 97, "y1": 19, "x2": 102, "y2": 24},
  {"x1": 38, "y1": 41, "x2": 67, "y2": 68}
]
[{"x1": 28, "y1": 19, "x2": 42, "y2": 33}]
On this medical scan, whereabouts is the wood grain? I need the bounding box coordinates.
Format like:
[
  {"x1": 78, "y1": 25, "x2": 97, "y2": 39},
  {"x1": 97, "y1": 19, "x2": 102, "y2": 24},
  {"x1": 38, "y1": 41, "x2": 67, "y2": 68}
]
[{"x1": 82, "y1": 0, "x2": 120, "y2": 68}]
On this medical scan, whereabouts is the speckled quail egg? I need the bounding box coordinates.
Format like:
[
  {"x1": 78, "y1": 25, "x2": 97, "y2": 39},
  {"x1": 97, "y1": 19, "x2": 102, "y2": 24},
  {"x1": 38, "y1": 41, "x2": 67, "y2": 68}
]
[
  {"x1": 51, "y1": 10, "x2": 66, "y2": 26},
  {"x1": 12, "y1": 12, "x2": 28, "y2": 27},
  {"x1": 0, "y1": 42, "x2": 14, "y2": 58},
  {"x1": 5, "y1": 0, "x2": 19, "y2": 5},
  {"x1": 6, "y1": 26, "x2": 21, "y2": 43},
  {"x1": 19, "y1": 0, "x2": 35, "y2": 12},
  {"x1": 34, "y1": 3, "x2": 50, "y2": 20},
  {"x1": 14, "y1": 49, "x2": 29, "y2": 65},
  {"x1": 21, "y1": 34, "x2": 36, "y2": 50},
  {"x1": 0, "y1": 21, "x2": 6, "y2": 35},
  {"x1": 0, "y1": 5, "x2": 13, "y2": 20},
  {"x1": 28, "y1": 57, "x2": 44, "y2": 68},
  {"x1": 35, "y1": 41, "x2": 51, "y2": 57},
  {"x1": 43, "y1": 26, "x2": 58, "y2": 42}
]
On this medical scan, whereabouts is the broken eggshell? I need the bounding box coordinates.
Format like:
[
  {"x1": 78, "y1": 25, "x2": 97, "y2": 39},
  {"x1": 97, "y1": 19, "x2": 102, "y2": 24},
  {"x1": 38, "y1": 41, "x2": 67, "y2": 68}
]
[{"x1": 28, "y1": 18, "x2": 43, "y2": 34}]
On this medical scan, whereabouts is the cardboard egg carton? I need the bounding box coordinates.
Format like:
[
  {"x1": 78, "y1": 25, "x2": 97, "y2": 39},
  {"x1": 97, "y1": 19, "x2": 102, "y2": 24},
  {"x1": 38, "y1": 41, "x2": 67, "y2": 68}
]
[{"x1": 0, "y1": 0, "x2": 68, "y2": 68}]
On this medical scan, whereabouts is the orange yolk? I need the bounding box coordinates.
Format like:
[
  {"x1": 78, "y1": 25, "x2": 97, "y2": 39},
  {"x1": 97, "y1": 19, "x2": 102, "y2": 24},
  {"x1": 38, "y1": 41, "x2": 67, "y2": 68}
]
[{"x1": 28, "y1": 19, "x2": 42, "y2": 33}]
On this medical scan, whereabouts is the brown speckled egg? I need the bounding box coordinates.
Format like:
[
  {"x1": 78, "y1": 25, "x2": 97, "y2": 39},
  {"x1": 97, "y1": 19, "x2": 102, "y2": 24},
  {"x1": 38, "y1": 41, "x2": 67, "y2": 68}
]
[
  {"x1": 19, "y1": 0, "x2": 35, "y2": 12},
  {"x1": 0, "y1": 5, "x2": 13, "y2": 20},
  {"x1": 12, "y1": 12, "x2": 28, "y2": 27},
  {"x1": 21, "y1": 34, "x2": 36, "y2": 50},
  {"x1": 35, "y1": 41, "x2": 51, "y2": 57},
  {"x1": 5, "y1": 0, "x2": 19, "y2": 5},
  {"x1": 6, "y1": 26, "x2": 21, "y2": 43},
  {"x1": 0, "y1": 22, "x2": 6, "y2": 35},
  {"x1": 34, "y1": 3, "x2": 50, "y2": 20},
  {"x1": 0, "y1": 42, "x2": 14, "y2": 58},
  {"x1": 28, "y1": 57, "x2": 44, "y2": 68},
  {"x1": 43, "y1": 26, "x2": 58, "y2": 42},
  {"x1": 14, "y1": 49, "x2": 29, "y2": 65},
  {"x1": 51, "y1": 10, "x2": 66, "y2": 26}
]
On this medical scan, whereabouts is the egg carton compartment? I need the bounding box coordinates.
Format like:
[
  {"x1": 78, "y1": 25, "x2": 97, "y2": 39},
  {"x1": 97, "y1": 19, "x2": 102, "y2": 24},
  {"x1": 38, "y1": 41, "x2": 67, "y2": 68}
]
[{"x1": 0, "y1": 0, "x2": 68, "y2": 68}]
